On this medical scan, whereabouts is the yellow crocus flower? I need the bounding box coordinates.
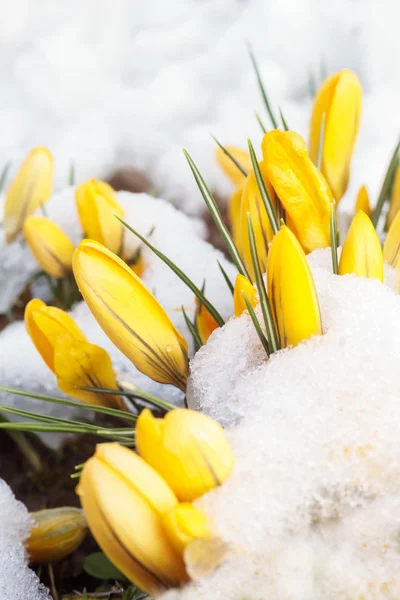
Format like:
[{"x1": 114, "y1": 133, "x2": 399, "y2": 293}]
[
  {"x1": 161, "y1": 503, "x2": 213, "y2": 556},
  {"x1": 77, "y1": 443, "x2": 188, "y2": 594},
  {"x1": 233, "y1": 274, "x2": 258, "y2": 317},
  {"x1": 339, "y1": 211, "x2": 384, "y2": 281},
  {"x1": 386, "y1": 164, "x2": 400, "y2": 229},
  {"x1": 3, "y1": 146, "x2": 53, "y2": 244},
  {"x1": 73, "y1": 240, "x2": 188, "y2": 391},
  {"x1": 309, "y1": 70, "x2": 362, "y2": 201},
  {"x1": 23, "y1": 216, "x2": 75, "y2": 278},
  {"x1": 28, "y1": 507, "x2": 88, "y2": 564},
  {"x1": 355, "y1": 185, "x2": 371, "y2": 217},
  {"x1": 267, "y1": 225, "x2": 322, "y2": 348},
  {"x1": 75, "y1": 180, "x2": 124, "y2": 255},
  {"x1": 215, "y1": 146, "x2": 252, "y2": 184},
  {"x1": 228, "y1": 181, "x2": 244, "y2": 246},
  {"x1": 136, "y1": 408, "x2": 234, "y2": 502},
  {"x1": 383, "y1": 210, "x2": 400, "y2": 269},
  {"x1": 262, "y1": 130, "x2": 334, "y2": 253},
  {"x1": 195, "y1": 300, "x2": 219, "y2": 344}
]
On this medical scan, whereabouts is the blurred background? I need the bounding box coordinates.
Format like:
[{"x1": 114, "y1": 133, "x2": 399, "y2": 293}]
[{"x1": 0, "y1": 0, "x2": 398, "y2": 213}]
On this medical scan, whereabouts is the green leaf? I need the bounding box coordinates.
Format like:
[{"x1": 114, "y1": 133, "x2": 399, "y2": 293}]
[
  {"x1": 279, "y1": 107, "x2": 289, "y2": 131},
  {"x1": 69, "y1": 162, "x2": 76, "y2": 186},
  {"x1": 255, "y1": 111, "x2": 267, "y2": 134},
  {"x1": 84, "y1": 552, "x2": 125, "y2": 581},
  {"x1": 182, "y1": 150, "x2": 251, "y2": 280},
  {"x1": 247, "y1": 139, "x2": 279, "y2": 234},
  {"x1": 217, "y1": 260, "x2": 234, "y2": 295},
  {"x1": 117, "y1": 216, "x2": 225, "y2": 327},
  {"x1": 182, "y1": 305, "x2": 203, "y2": 351},
  {"x1": 248, "y1": 45, "x2": 278, "y2": 128},
  {"x1": 242, "y1": 292, "x2": 269, "y2": 356},
  {"x1": 372, "y1": 138, "x2": 400, "y2": 227},
  {"x1": 330, "y1": 204, "x2": 339, "y2": 274},
  {"x1": 0, "y1": 161, "x2": 11, "y2": 192},
  {"x1": 316, "y1": 112, "x2": 326, "y2": 170},
  {"x1": 212, "y1": 136, "x2": 248, "y2": 177}
]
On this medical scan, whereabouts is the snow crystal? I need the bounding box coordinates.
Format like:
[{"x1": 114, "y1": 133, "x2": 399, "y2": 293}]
[
  {"x1": 0, "y1": 479, "x2": 50, "y2": 600},
  {"x1": 173, "y1": 249, "x2": 400, "y2": 599}
]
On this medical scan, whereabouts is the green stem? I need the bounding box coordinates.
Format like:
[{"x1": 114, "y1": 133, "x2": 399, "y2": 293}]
[{"x1": 0, "y1": 414, "x2": 42, "y2": 473}]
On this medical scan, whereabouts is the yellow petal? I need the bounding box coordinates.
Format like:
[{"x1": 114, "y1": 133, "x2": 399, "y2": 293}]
[
  {"x1": 383, "y1": 210, "x2": 400, "y2": 269},
  {"x1": 387, "y1": 164, "x2": 400, "y2": 229},
  {"x1": 267, "y1": 225, "x2": 322, "y2": 348},
  {"x1": 136, "y1": 408, "x2": 234, "y2": 502},
  {"x1": 339, "y1": 211, "x2": 383, "y2": 281},
  {"x1": 233, "y1": 274, "x2": 258, "y2": 317},
  {"x1": 309, "y1": 70, "x2": 362, "y2": 201},
  {"x1": 27, "y1": 507, "x2": 88, "y2": 564},
  {"x1": 23, "y1": 216, "x2": 75, "y2": 278},
  {"x1": 25, "y1": 299, "x2": 87, "y2": 372},
  {"x1": 262, "y1": 130, "x2": 334, "y2": 253},
  {"x1": 77, "y1": 453, "x2": 187, "y2": 594},
  {"x1": 355, "y1": 185, "x2": 371, "y2": 217},
  {"x1": 161, "y1": 503, "x2": 212, "y2": 556},
  {"x1": 73, "y1": 240, "x2": 188, "y2": 391},
  {"x1": 54, "y1": 336, "x2": 127, "y2": 411},
  {"x1": 239, "y1": 164, "x2": 275, "y2": 280},
  {"x1": 228, "y1": 181, "x2": 244, "y2": 247},
  {"x1": 195, "y1": 301, "x2": 219, "y2": 344},
  {"x1": 76, "y1": 180, "x2": 124, "y2": 254},
  {"x1": 3, "y1": 147, "x2": 53, "y2": 243},
  {"x1": 215, "y1": 146, "x2": 252, "y2": 184}
]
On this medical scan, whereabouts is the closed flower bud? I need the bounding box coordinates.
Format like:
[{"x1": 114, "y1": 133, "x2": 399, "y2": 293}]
[
  {"x1": 216, "y1": 146, "x2": 252, "y2": 184},
  {"x1": 386, "y1": 164, "x2": 400, "y2": 229},
  {"x1": 195, "y1": 300, "x2": 219, "y2": 344},
  {"x1": 27, "y1": 507, "x2": 88, "y2": 564},
  {"x1": 228, "y1": 181, "x2": 244, "y2": 246},
  {"x1": 3, "y1": 146, "x2": 53, "y2": 244},
  {"x1": 310, "y1": 70, "x2": 362, "y2": 201},
  {"x1": 383, "y1": 210, "x2": 400, "y2": 269},
  {"x1": 233, "y1": 274, "x2": 258, "y2": 317},
  {"x1": 339, "y1": 211, "x2": 384, "y2": 281},
  {"x1": 161, "y1": 503, "x2": 212, "y2": 556},
  {"x1": 76, "y1": 179, "x2": 124, "y2": 254},
  {"x1": 23, "y1": 216, "x2": 75, "y2": 278},
  {"x1": 355, "y1": 185, "x2": 371, "y2": 217},
  {"x1": 136, "y1": 408, "x2": 234, "y2": 502},
  {"x1": 267, "y1": 225, "x2": 322, "y2": 348},
  {"x1": 73, "y1": 240, "x2": 188, "y2": 391}
]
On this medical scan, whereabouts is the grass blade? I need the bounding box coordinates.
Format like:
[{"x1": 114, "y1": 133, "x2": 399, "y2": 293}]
[
  {"x1": 248, "y1": 45, "x2": 278, "y2": 128},
  {"x1": 217, "y1": 260, "x2": 234, "y2": 295},
  {"x1": 248, "y1": 139, "x2": 279, "y2": 234},
  {"x1": 212, "y1": 136, "x2": 248, "y2": 177},
  {"x1": 330, "y1": 204, "x2": 339, "y2": 274},
  {"x1": 242, "y1": 293, "x2": 269, "y2": 356},
  {"x1": 255, "y1": 111, "x2": 267, "y2": 134},
  {"x1": 69, "y1": 161, "x2": 75, "y2": 186},
  {"x1": 0, "y1": 161, "x2": 11, "y2": 192},
  {"x1": 117, "y1": 216, "x2": 225, "y2": 327},
  {"x1": 183, "y1": 150, "x2": 251, "y2": 280},
  {"x1": 279, "y1": 108, "x2": 289, "y2": 131},
  {"x1": 247, "y1": 214, "x2": 280, "y2": 353},
  {"x1": 372, "y1": 138, "x2": 400, "y2": 227},
  {"x1": 182, "y1": 305, "x2": 202, "y2": 351},
  {"x1": 316, "y1": 113, "x2": 326, "y2": 170},
  {"x1": 0, "y1": 404, "x2": 102, "y2": 430}
]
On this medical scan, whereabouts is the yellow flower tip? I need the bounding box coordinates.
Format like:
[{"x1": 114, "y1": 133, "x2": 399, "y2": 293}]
[
  {"x1": 75, "y1": 179, "x2": 124, "y2": 254},
  {"x1": 23, "y1": 216, "x2": 75, "y2": 278},
  {"x1": 78, "y1": 446, "x2": 187, "y2": 593},
  {"x1": 4, "y1": 146, "x2": 53, "y2": 244},
  {"x1": 24, "y1": 299, "x2": 87, "y2": 373},
  {"x1": 384, "y1": 209, "x2": 400, "y2": 269},
  {"x1": 387, "y1": 163, "x2": 400, "y2": 229},
  {"x1": 136, "y1": 408, "x2": 234, "y2": 502},
  {"x1": 73, "y1": 240, "x2": 188, "y2": 391},
  {"x1": 195, "y1": 300, "x2": 219, "y2": 344},
  {"x1": 161, "y1": 503, "x2": 213, "y2": 556},
  {"x1": 215, "y1": 146, "x2": 252, "y2": 184},
  {"x1": 233, "y1": 274, "x2": 258, "y2": 317},
  {"x1": 309, "y1": 69, "x2": 362, "y2": 202},
  {"x1": 339, "y1": 210, "x2": 384, "y2": 281},
  {"x1": 267, "y1": 224, "x2": 322, "y2": 348},
  {"x1": 355, "y1": 185, "x2": 371, "y2": 217},
  {"x1": 262, "y1": 130, "x2": 333, "y2": 253},
  {"x1": 27, "y1": 507, "x2": 88, "y2": 564}
]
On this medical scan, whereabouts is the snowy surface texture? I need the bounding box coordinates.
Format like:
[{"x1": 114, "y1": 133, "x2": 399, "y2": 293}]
[
  {"x1": 0, "y1": 192, "x2": 235, "y2": 447},
  {"x1": 0, "y1": 0, "x2": 399, "y2": 215},
  {"x1": 0, "y1": 479, "x2": 50, "y2": 600},
  {"x1": 166, "y1": 251, "x2": 400, "y2": 599}
]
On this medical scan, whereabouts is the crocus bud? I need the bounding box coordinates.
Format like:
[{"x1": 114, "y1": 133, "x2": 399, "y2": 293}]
[
  {"x1": 27, "y1": 507, "x2": 88, "y2": 564},
  {"x1": 3, "y1": 147, "x2": 53, "y2": 244},
  {"x1": 355, "y1": 185, "x2": 371, "y2": 217},
  {"x1": 195, "y1": 300, "x2": 219, "y2": 344},
  {"x1": 228, "y1": 181, "x2": 244, "y2": 246},
  {"x1": 76, "y1": 179, "x2": 124, "y2": 254},
  {"x1": 73, "y1": 240, "x2": 188, "y2": 391},
  {"x1": 136, "y1": 408, "x2": 234, "y2": 502},
  {"x1": 77, "y1": 443, "x2": 188, "y2": 594},
  {"x1": 267, "y1": 225, "x2": 322, "y2": 348},
  {"x1": 386, "y1": 164, "x2": 400, "y2": 229},
  {"x1": 215, "y1": 146, "x2": 252, "y2": 184},
  {"x1": 23, "y1": 216, "x2": 75, "y2": 278},
  {"x1": 309, "y1": 70, "x2": 362, "y2": 201},
  {"x1": 339, "y1": 211, "x2": 384, "y2": 281},
  {"x1": 233, "y1": 274, "x2": 258, "y2": 317},
  {"x1": 161, "y1": 503, "x2": 212, "y2": 555},
  {"x1": 262, "y1": 130, "x2": 334, "y2": 253},
  {"x1": 383, "y1": 210, "x2": 400, "y2": 269}
]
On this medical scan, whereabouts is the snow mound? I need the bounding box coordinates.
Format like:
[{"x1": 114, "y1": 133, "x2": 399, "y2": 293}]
[
  {"x1": 171, "y1": 251, "x2": 400, "y2": 599},
  {"x1": 0, "y1": 479, "x2": 50, "y2": 600}
]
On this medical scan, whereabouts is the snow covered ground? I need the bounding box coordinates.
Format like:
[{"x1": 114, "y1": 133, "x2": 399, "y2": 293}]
[{"x1": 0, "y1": 0, "x2": 399, "y2": 214}]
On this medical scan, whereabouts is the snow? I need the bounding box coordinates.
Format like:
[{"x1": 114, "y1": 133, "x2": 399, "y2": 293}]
[
  {"x1": 0, "y1": 0, "x2": 399, "y2": 216},
  {"x1": 167, "y1": 251, "x2": 400, "y2": 599},
  {"x1": 0, "y1": 479, "x2": 50, "y2": 600}
]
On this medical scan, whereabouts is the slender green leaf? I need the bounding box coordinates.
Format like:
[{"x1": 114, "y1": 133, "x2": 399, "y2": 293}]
[
  {"x1": 279, "y1": 107, "x2": 289, "y2": 131},
  {"x1": 182, "y1": 305, "x2": 202, "y2": 351},
  {"x1": 247, "y1": 214, "x2": 280, "y2": 353},
  {"x1": 330, "y1": 204, "x2": 339, "y2": 274},
  {"x1": 248, "y1": 45, "x2": 278, "y2": 128},
  {"x1": 217, "y1": 260, "x2": 234, "y2": 294},
  {"x1": 372, "y1": 138, "x2": 400, "y2": 227},
  {"x1": 212, "y1": 136, "x2": 248, "y2": 177},
  {"x1": 242, "y1": 292, "x2": 269, "y2": 356},
  {"x1": 0, "y1": 161, "x2": 11, "y2": 192},
  {"x1": 316, "y1": 112, "x2": 326, "y2": 170},
  {"x1": 84, "y1": 552, "x2": 125, "y2": 581},
  {"x1": 247, "y1": 139, "x2": 279, "y2": 234},
  {"x1": 255, "y1": 111, "x2": 267, "y2": 134},
  {"x1": 182, "y1": 151, "x2": 251, "y2": 280},
  {"x1": 0, "y1": 404, "x2": 102, "y2": 430},
  {"x1": 308, "y1": 70, "x2": 317, "y2": 98},
  {"x1": 117, "y1": 216, "x2": 225, "y2": 327},
  {"x1": 69, "y1": 162, "x2": 75, "y2": 186}
]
